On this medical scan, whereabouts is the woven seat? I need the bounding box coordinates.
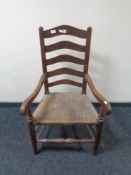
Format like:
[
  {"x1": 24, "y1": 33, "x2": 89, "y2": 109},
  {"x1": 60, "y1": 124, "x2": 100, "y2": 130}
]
[{"x1": 33, "y1": 93, "x2": 98, "y2": 124}]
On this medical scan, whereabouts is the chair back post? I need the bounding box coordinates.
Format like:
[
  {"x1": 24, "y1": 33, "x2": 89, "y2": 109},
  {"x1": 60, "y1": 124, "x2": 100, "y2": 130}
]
[
  {"x1": 82, "y1": 27, "x2": 92, "y2": 94},
  {"x1": 39, "y1": 27, "x2": 49, "y2": 94}
]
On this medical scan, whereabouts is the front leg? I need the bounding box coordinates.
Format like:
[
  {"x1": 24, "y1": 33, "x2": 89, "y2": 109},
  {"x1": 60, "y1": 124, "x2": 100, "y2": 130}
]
[
  {"x1": 93, "y1": 106, "x2": 104, "y2": 155},
  {"x1": 26, "y1": 108, "x2": 37, "y2": 154}
]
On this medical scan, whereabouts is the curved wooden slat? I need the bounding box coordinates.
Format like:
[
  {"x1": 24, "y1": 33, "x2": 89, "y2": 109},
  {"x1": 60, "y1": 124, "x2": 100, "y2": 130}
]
[
  {"x1": 48, "y1": 79, "x2": 82, "y2": 87},
  {"x1": 20, "y1": 74, "x2": 46, "y2": 115},
  {"x1": 45, "y1": 41, "x2": 85, "y2": 52},
  {"x1": 47, "y1": 68, "x2": 83, "y2": 77},
  {"x1": 44, "y1": 25, "x2": 87, "y2": 38},
  {"x1": 46, "y1": 55, "x2": 84, "y2": 65}
]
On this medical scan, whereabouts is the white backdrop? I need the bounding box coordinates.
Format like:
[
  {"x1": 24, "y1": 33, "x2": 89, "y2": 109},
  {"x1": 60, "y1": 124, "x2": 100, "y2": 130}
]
[{"x1": 0, "y1": 0, "x2": 131, "y2": 102}]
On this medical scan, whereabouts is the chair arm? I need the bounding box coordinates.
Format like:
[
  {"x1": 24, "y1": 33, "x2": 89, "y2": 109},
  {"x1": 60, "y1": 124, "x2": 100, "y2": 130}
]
[
  {"x1": 84, "y1": 74, "x2": 112, "y2": 115},
  {"x1": 20, "y1": 74, "x2": 46, "y2": 116}
]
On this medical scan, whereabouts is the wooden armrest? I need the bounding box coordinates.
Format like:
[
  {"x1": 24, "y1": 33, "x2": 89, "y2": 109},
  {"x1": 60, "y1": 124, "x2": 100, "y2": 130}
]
[
  {"x1": 20, "y1": 74, "x2": 46, "y2": 115},
  {"x1": 84, "y1": 74, "x2": 112, "y2": 115}
]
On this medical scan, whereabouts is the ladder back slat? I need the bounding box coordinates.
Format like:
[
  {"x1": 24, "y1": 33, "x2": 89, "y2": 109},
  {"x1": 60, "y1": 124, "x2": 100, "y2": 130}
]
[
  {"x1": 45, "y1": 41, "x2": 85, "y2": 52},
  {"x1": 47, "y1": 68, "x2": 83, "y2": 78},
  {"x1": 44, "y1": 25, "x2": 87, "y2": 38},
  {"x1": 48, "y1": 79, "x2": 82, "y2": 87},
  {"x1": 46, "y1": 55, "x2": 84, "y2": 65},
  {"x1": 39, "y1": 25, "x2": 92, "y2": 91}
]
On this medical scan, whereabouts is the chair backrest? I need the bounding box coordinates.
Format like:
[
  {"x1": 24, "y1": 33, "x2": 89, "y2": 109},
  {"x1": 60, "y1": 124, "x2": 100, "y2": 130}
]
[{"x1": 39, "y1": 25, "x2": 92, "y2": 94}]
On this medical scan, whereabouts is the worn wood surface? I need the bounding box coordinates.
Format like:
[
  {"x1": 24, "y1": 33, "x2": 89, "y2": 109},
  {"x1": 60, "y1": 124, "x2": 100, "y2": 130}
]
[
  {"x1": 20, "y1": 74, "x2": 45, "y2": 115},
  {"x1": 44, "y1": 25, "x2": 87, "y2": 38},
  {"x1": 39, "y1": 27, "x2": 49, "y2": 93},
  {"x1": 48, "y1": 79, "x2": 82, "y2": 87},
  {"x1": 82, "y1": 27, "x2": 92, "y2": 94},
  {"x1": 46, "y1": 55, "x2": 84, "y2": 65},
  {"x1": 84, "y1": 74, "x2": 112, "y2": 115},
  {"x1": 45, "y1": 41, "x2": 85, "y2": 52},
  {"x1": 47, "y1": 67, "x2": 83, "y2": 78},
  {"x1": 37, "y1": 138, "x2": 95, "y2": 144},
  {"x1": 20, "y1": 25, "x2": 112, "y2": 154}
]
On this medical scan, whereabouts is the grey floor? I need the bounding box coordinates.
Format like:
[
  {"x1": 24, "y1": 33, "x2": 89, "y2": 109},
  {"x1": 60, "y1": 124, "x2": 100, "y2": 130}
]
[{"x1": 0, "y1": 105, "x2": 131, "y2": 175}]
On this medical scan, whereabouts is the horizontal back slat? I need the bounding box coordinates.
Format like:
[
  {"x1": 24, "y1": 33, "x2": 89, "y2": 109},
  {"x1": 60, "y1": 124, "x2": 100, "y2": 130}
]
[
  {"x1": 44, "y1": 25, "x2": 87, "y2": 38},
  {"x1": 48, "y1": 79, "x2": 82, "y2": 87},
  {"x1": 47, "y1": 68, "x2": 83, "y2": 77},
  {"x1": 39, "y1": 25, "x2": 92, "y2": 93},
  {"x1": 45, "y1": 41, "x2": 85, "y2": 52},
  {"x1": 46, "y1": 55, "x2": 84, "y2": 65}
]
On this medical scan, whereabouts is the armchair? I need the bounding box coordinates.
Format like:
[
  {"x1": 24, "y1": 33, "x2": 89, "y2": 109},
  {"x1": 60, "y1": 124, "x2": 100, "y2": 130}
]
[{"x1": 20, "y1": 25, "x2": 112, "y2": 155}]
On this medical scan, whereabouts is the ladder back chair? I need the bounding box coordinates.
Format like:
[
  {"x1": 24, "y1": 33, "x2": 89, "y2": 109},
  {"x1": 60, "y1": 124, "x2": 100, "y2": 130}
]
[{"x1": 20, "y1": 25, "x2": 112, "y2": 155}]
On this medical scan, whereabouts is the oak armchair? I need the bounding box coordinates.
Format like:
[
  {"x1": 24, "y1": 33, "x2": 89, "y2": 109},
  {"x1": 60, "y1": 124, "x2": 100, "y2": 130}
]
[{"x1": 20, "y1": 25, "x2": 111, "y2": 155}]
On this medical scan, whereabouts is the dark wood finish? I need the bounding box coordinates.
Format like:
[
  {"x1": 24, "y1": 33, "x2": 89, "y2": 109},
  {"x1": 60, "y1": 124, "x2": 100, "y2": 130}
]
[
  {"x1": 47, "y1": 68, "x2": 83, "y2": 78},
  {"x1": 82, "y1": 27, "x2": 92, "y2": 94},
  {"x1": 93, "y1": 123, "x2": 103, "y2": 155},
  {"x1": 20, "y1": 74, "x2": 45, "y2": 116},
  {"x1": 49, "y1": 79, "x2": 82, "y2": 87},
  {"x1": 44, "y1": 25, "x2": 87, "y2": 38},
  {"x1": 46, "y1": 55, "x2": 84, "y2": 65},
  {"x1": 39, "y1": 25, "x2": 88, "y2": 89},
  {"x1": 85, "y1": 74, "x2": 112, "y2": 154},
  {"x1": 27, "y1": 108, "x2": 37, "y2": 154},
  {"x1": 28, "y1": 122, "x2": 37, "y2": 154},
  {"x1": 84, "y1": 74, "x2": 112, "y2": 116},
  {"x1": 45, "y1": 41, "x2": 85, "y2": 52},
  {"x1": 20, "y1": 25, "x2": 112, "y2": 155},
  {"x1": 39, "y1": 27, "x2": 49, "y2": 93}
]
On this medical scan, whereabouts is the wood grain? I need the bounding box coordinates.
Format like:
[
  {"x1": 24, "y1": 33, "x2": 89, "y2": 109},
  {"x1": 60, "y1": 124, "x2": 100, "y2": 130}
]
[
  {"x1": 20, "y1": 74, "x2": 46, "y2": 115},
  {"x1": 84, "y1": 74, "x2": 112, "y2": 115},
  {"x1": 44, "y1": 25, "x2": 87, "y2": 38},
  {"x1": 39, "y1": 27, "x2": 49, "y2": 93},
  {"x1": 46, "y1": 55, "x2": 84, "y2": 65},
  {"x1": 45, "y1": 41, "x2": 85, "y2": 52},
  {"x1": 48, "y1": 79, "x2": 82, "y2": 87},
  {"x1": 37, "y1": 138, "x2": 95, "y2": 143},
  {"x1": 82, "y1": 27, "x2": 92, "y2": 94},
  {"x1": 47, "y1": 68, "x2": 83, "y2": 77}
]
